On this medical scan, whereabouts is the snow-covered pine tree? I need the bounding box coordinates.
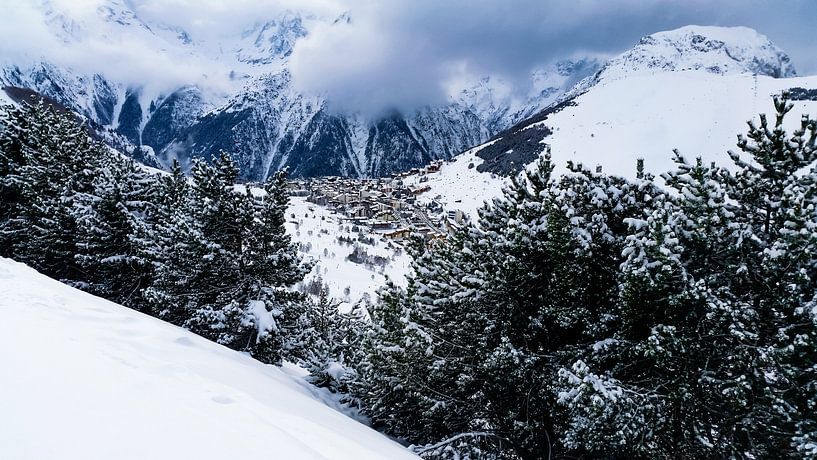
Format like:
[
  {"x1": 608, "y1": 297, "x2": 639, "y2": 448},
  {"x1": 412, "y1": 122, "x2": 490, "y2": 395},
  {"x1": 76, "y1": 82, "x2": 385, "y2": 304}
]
[
  {"x1": 151, "y1": 153, "x2": 251, "y2": 346},
  {"x1": 559, "y1": 161, "x2": 734, "y2": 457},
  {"x1": 144, "y1": 159, "x2": 199, "y2": 326},
  {"x1": 556, "y1": 93, "x2": 817, "y2": 459},
  {"x1": 147, "y1": 155, "x2": 311, "y2": 364},
  {"x1": 355, "y1": 267, "x2": 440, "y2": 444},
  {"x1": 239, "y1": 169, "x2": 313, "y2": 364},
  {"x1": 0, "y1": 100, "x2": 102, "y2": 281},
  {"x1": 73, "y1": 154, "x2": 157, "y2": 310},
  {"x1": 0, "y1": 102, "x2": 48, "y2": 257},
  {"x1": 359, "y1": 150, "x2": 657, "y2": 459},
  {"x1": 720, "y1": 93, "x2": 817, "y2": 457},
  {"x1": 183, "y1": 154, "x2": 256, "y2": 346},
  {"x1": 305, "y1": 289, "x2": 368, "y2": 396}
]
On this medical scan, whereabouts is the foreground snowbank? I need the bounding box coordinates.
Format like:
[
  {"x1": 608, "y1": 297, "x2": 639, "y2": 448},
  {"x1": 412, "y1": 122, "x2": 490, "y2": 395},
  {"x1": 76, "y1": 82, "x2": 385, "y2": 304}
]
[{"x1": 0, "y1": 258, "x2": 416, "y2": 460}]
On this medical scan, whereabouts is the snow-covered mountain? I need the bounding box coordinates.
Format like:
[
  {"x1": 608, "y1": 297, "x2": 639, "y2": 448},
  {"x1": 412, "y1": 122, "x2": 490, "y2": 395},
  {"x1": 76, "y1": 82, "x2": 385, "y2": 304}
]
[
  {"x1": 406, "y1": 26, "x2": 816, "y2": 218},
  {"x1": 0, "y1": 1, "x2": 600, "y2": 179},
  {"x1": 0, "y1": 257, "x2": 418, "y2": 460},
  {"x1": 0, "y1": 2, "x2": 805, "y2": 182},
  {"x1": 599, "y1": 25, "x2": 795, "y2": 80}
]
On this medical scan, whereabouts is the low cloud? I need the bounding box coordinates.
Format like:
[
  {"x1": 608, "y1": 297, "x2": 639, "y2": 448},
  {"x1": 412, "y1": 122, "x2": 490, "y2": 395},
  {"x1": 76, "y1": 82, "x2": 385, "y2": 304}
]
[
  {"x1": 0, "y1": 0, "x2": 340, "y2": 98},
  {"x1": 1, "y1": 0, "x2": 814, "y2": 114}
]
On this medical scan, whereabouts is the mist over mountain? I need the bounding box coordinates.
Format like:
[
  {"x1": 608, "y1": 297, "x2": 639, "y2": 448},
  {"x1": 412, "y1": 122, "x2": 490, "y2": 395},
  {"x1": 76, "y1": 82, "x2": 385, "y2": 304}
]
[{"x1": 0, "y1": 0, "x2": 813, "y2": 179}]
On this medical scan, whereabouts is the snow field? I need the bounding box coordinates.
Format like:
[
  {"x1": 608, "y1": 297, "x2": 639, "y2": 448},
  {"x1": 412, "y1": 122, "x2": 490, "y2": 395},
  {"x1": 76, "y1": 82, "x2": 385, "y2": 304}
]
[{"x1": 0, "y1": 257, "x2": 417, "y2": 460}]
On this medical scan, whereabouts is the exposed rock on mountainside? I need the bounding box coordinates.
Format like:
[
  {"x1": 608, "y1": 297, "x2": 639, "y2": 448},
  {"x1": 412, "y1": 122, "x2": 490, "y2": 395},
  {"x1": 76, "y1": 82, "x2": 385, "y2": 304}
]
[{"x1": 0, "y1": 1, "x2": 600, "y2": 179}]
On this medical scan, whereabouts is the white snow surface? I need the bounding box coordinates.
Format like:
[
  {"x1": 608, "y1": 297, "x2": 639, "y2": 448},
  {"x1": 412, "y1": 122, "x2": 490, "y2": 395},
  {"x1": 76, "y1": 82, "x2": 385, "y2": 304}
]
[
  {"x1": 0, "y1": 257, "x2": 417, "y2": 460},
  {"x1": 545, "y1": 72, "x2": 817, "y2": 178},
  {"x1": 404, "y1": 143, "x2": 507, "y2": 219}
]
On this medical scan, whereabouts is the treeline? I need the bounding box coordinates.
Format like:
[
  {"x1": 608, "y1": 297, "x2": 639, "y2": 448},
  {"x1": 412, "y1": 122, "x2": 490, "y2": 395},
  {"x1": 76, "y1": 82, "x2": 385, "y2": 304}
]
[
  {"x1": 0, "y1": 100, "x2": 357, "y2": 369},
  {"x1": 350, "y1": 94, "x2": 817, "y2": 459}
]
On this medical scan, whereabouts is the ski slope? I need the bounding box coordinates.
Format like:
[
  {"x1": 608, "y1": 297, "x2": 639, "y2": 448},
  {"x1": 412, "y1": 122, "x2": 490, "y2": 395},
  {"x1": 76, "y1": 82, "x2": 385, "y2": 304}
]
[
  {"x1": 542, "y1": 72, "x2": 817, "y2": 178},
  {"x1": 0, "y1": 257, "x2": 417, "y2": 460}
]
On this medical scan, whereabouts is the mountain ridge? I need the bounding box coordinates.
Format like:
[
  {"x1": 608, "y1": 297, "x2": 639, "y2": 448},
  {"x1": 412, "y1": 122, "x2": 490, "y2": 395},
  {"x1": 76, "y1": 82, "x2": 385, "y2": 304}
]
[
  {"x1": 400, "y1": 27, "x2": 814, "y2": 218},
  {"x1": 0, "y1": 4, "x2": 801, "y2": 179}
]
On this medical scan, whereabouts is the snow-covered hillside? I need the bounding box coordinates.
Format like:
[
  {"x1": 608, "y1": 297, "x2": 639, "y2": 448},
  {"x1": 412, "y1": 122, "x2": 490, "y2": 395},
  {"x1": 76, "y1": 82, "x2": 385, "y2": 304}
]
[
  {"x1": 419, "y1": 27, "x2": 817, "y2": 218},
  {"x1": 0, "y1": 257, "x2": 417, "y2": 460},
  {"x1": 404, "y1": 144, "x2": 506, "y2": 218},
  {"x1": 540, "y1": 73, "x2": 817, "y2": 178},
  {"x1": 287, "y1": 197, "x2": 411, "y2": 307}
]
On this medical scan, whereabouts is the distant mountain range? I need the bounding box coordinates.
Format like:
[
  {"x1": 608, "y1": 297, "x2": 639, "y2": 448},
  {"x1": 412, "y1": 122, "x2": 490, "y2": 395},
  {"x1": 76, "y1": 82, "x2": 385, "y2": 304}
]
[
  {"x1": 0, "y1": 2, "x2": 801, "y2": 181},
  {"x1": 0, "y1": 1, "x2": 601, "y2": 179}
]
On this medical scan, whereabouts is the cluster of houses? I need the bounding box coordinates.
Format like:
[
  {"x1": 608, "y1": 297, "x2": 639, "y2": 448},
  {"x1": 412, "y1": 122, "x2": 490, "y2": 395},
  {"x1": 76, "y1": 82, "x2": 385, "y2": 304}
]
[{"x1": 287, "y1": 161, "x2": 467, "y2": 243}]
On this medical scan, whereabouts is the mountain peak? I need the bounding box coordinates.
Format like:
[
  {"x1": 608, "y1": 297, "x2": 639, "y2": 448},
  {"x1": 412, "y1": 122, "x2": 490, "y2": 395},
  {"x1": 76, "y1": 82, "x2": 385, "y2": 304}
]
[
  {"x1": 235, "y1": 13, "x2": 308, "y2": 65},
  {"x1": 600, "y1": 25, "x2": 796, "y2": 81}
]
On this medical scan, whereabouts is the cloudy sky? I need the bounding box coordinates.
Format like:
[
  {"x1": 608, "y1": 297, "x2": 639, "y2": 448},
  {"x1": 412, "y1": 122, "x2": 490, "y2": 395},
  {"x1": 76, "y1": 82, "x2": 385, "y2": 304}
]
[{"x1": 1, "y1": 0, "x2": 815, "y2": 113}]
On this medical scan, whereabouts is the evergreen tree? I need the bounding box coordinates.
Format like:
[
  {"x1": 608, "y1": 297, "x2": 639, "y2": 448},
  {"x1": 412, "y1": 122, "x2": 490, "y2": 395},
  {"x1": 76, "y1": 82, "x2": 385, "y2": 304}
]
[
  {"x1": 721, "y1": 94, "x2": 817, "y2": 456},
  {"x1": 556, "y1": 93, "x2": 817, "y2": 458},
  {"x1": 358, "y1": 151, "x2": 657, "y2": 459},
  {"x1": 0, "y1": 100, "x2": 101, "y2": 281},
  {"x1": 2, "y1": 101, "x2": 315, "y2": 376},
  {"x1": 360, "y1": 94, "x2": 816, "y2": 459},
  {"x1": 147, "y1": 155, "x2": 311, "y2": 364},
  {"x1": 305, "y1": 289, "x2": 368, "y2": 395},
  {"x1": 73, "y1": 155, "x2": 157, "y2": 309},
  {"x1": 359, "y1": 269, "x2": 443, "y2": 438},
  {"x1": 239, "y1": 169, "x2": 314, "y2": 364},
  {"x1": 144, "y1": 159, "x2": 198, "y2": 325}
]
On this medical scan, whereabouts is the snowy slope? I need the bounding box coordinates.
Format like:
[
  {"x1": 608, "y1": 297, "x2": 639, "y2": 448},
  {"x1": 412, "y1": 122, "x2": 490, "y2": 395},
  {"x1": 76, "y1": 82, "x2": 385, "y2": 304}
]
[
  {"x1": 539, "y1": 73, "x2": 817, "y2": 178},
  {"x1": 419, "y1": 28, "x2": 816, "y2": 218},
  {"x1": 423, "y1": 73, "x2": 817, "y2": 217},
  {"x1": 404, "y1": 143, "x2": 506, "y2": 218},
  {"x1": 287, "y1": 197, "x2": 411, "y2": 307},
  {"x1": 0, "y1": 257, "x2": 417, "y2": 460}
]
